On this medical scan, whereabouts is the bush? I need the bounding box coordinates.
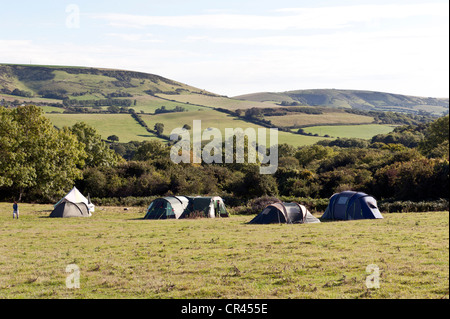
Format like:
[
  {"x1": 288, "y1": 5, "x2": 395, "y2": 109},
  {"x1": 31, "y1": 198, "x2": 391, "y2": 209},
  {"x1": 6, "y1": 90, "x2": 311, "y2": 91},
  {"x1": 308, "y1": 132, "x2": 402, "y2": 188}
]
[
  {"x1": 379, "y1": 199, "x2": 449, "y2": 213},
  {"x1": 91, "y1": 196, "x2": 158, "y2": 207}
]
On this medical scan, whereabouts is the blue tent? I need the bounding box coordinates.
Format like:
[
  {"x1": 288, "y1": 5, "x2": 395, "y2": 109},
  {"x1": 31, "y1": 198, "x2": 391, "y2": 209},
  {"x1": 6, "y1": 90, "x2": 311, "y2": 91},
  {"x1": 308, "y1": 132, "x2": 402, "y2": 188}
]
[{"x1": 321, "y1": 191, "x2": 383, "y2": 220}]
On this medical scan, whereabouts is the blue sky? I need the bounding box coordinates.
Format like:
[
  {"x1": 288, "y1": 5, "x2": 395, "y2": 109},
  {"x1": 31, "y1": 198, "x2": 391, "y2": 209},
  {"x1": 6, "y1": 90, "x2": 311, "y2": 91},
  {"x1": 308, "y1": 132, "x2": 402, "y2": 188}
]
[{"x1": 1, "y1": 0, "x2": 448, "y2": 97}]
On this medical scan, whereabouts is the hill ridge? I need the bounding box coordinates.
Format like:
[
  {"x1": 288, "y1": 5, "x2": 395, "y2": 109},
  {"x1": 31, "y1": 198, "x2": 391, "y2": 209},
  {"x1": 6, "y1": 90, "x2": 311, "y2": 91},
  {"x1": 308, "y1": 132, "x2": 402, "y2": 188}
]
[{"x1": 233, "y1": 88, "x2": 449, "y2": 115}]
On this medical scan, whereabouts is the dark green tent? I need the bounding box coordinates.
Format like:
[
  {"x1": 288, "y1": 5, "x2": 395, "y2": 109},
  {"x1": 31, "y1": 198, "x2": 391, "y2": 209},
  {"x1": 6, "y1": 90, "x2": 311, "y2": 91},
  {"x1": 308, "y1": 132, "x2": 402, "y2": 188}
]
[
  {"x1": 144, "y1": 196, "x2": 190, "y2": 219},
  {"x1": 144, "y1": 196, "x2": 228, "y2": 220}
]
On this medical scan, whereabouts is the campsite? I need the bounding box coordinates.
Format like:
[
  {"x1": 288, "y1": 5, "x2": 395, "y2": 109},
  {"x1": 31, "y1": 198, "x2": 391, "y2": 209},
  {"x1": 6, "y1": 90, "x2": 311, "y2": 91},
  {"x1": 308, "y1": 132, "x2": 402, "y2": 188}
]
[
  {"x1": 0, "y1": 202, "x2": 447, "y2": 299},
  {"x1": 0, "y1": 1, "x2": 449, "y2": 301}
]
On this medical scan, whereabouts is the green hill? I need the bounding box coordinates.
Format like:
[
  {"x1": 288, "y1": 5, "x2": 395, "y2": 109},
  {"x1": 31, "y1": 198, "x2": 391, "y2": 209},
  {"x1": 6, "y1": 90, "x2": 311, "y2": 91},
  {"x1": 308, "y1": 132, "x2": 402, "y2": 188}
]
[
  {"x1": 0, "y1": 63, "x2": 215, "y2": 99},
  {"x1": 234, "y1": 89, "x2": 449, "y2": 115}
]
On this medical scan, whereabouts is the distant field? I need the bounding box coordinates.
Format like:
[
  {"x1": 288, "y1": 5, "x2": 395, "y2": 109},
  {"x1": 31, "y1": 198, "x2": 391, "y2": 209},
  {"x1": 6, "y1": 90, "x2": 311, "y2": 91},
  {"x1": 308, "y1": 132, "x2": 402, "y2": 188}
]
[
  {"x1": 157, "y1": 93, "x2": 281, "y2": 110},
  {"x1": 43, "y1": 111, "x2": 324, "y2": 146},
  {"x1": 141, "y1": 109, "x2": 326, "y2": 147},
  {"x1": 0, "y1": 203, "x2": 448, "y2": 299},
  {"x1": 45, "y1": 113, "x2": 159, "y2": 142},
  {"x1": 303, "y1": 124, "x2": 396, "y2": 139},
  {"x1": 0, "y1": 93, "x2": 61, "y2": 105},
  {"x1": 130, "y1": 94, "x2": 209, "y2": 114},
  {"x1": 266, "y1": 112, "x2": 375, "y2": 127}
]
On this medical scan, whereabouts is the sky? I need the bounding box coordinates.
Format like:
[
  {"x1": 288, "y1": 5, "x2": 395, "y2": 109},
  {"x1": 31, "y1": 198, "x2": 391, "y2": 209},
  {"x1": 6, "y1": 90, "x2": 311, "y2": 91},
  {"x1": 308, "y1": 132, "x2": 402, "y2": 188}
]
[{"x1": 0, "y1": 0, "x2": 448, "y2": 98}]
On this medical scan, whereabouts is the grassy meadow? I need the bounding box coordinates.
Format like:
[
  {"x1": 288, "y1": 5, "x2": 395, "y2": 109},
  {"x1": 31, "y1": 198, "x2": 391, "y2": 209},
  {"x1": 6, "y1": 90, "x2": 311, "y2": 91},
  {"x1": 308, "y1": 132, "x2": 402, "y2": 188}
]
[
  {"x1": 0, "y1": 203, "x2": 448, "y2": 299},
  {"x1": 44, "y1": 113, "x2": 160, "y2": 143},
  {"x1": 303, "y1": 124, "x2": 396, "y2": 139},
  {"x1": 141, "y1": 110, "x2": 327, "y2": 147},
  {"x1": 266, "y1": 112, "x2": 375, "y2": 128},
  {"x1": 156, "y1": 93, "x2": 282, "y2": 110},
  {"x1": 44, "y1": 110, "x2": 327, "y2": 146}
]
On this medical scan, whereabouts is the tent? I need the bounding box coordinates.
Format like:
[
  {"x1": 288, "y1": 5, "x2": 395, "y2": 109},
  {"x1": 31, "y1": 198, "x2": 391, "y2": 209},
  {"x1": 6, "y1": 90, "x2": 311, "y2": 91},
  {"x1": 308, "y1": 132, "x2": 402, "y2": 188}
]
[
  {"x1": 144, "y1": 196, "x2": 190, "y2": 219},
  {"x1": 49, "y1": 187, "x2": 94, "y2": 218},
  {"x1": 180, "y1": 196, "x2": 228, "y2": 219},
  {"x1": 248, "y1": 202, "x2": 320, "y2": 224},
  {"x1": 49, "y1": 201, "x2": 91, "y2": 218},
  {"x1": 144, "y1": 196, "x2": 228, "y2": 220},
  {"x1": 321, "y1": 191, "x2": 383, "y2": 220}
]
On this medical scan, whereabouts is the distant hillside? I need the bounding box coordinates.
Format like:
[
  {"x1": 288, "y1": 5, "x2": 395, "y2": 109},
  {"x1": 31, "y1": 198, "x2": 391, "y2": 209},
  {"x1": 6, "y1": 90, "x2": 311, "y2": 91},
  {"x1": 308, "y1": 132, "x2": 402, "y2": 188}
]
[
  {"x1": 0, "y1": 63, "x2": 217, "y2": 103},
  {"x1": 234, "y1": 89, "x2": 449, "y2": 116}
]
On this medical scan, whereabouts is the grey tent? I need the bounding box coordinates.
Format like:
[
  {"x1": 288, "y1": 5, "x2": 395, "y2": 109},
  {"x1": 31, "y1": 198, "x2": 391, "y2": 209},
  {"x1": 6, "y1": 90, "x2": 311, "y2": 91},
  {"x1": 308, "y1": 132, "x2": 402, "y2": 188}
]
[
  {"x1": 144, "y1": 196, "x2": 228, "y2": 220},
  {"x1": 49, "y1": 201, "x2": 91, "y2": 218},
  {"x1": 249, "y1": 202, "x2": 320, "y2": 224},
  {"x1": 50, "y1": 187, "x2": 93, "y2": 218},
  {"x1": 321, "y1": 191, "x2": 383, "y2": 220}
]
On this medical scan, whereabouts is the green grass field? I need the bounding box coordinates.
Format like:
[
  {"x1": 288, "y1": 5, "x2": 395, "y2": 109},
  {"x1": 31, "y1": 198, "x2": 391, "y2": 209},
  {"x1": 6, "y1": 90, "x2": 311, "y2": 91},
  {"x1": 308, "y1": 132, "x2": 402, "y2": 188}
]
[
  {"x1": 266, "y1": 112, "x2": 375, "y2": 128},
  {"x1": 157, "y1": 93, "x2": 281, "y2": 110},
  {"x1": 44, "y1": 111, "x2": 325, "y2": 146},
  {"x1": 44, "y1": 113, "x2": 159, "y2": 143},
  {"x1": 141, "y1": 110, "x2": 327, "y2": 147},
  {"x1": 303, "y1": 124, "x2": 396, "y2": 139},
  {"x1": 0, "y1": 203, "x2": 448, "y2": 299}
]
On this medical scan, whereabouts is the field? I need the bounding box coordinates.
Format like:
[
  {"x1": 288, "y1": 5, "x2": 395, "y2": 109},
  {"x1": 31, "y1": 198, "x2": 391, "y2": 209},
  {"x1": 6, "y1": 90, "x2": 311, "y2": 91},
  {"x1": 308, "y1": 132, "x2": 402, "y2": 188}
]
[
  {"x1": 141, "y1": 110, "x2": 327, "y2": 147},
  {"x1": 302, "y1": 124, "x2": 396, "y2": 139},
  {"x1": 44, "y1": 111, "x2": 327, "y2": 147},
  {"x1": 266, "y1": 112, "x2": 375, "y2": 128},
  {"x1": 157, "y1": 93, "x2": 281, "y2": 110},
  {"x1": 44, "y1": 113, "x2": 160, "y2": 143},
  {"x1": 0, "y1": 203, "x2": 448, "y2": 299}
]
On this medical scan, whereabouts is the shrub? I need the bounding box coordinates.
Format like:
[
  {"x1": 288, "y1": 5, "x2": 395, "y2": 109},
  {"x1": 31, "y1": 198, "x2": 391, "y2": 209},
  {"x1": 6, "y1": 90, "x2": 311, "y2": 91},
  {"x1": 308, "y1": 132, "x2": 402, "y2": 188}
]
[{"x1": 379, "y1": 199, "x2": 449, "y2": 213}]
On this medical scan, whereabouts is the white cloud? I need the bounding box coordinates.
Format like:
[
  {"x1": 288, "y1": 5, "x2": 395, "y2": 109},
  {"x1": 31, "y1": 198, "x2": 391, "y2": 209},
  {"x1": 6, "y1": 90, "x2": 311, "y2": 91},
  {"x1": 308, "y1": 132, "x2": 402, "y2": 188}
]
[
  {"x1": 106, "y1": 33, "x2": 162, "y2": 43},
  {"x1": 91, "y1": 3, "x2": 448, "y2": 31}
]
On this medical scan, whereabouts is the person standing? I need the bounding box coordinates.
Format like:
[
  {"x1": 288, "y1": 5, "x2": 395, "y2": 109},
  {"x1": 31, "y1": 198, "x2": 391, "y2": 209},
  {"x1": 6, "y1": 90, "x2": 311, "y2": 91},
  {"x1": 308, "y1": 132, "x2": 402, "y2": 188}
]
[{"x1": 13, "y1": 201, "x2": 19, "y2": 219}]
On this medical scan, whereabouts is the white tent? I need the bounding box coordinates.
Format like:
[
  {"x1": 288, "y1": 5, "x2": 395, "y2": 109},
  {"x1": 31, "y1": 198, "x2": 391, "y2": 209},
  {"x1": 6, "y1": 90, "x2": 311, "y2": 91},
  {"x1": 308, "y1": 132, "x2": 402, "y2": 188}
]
[{"x1": 55, "y1": 187, "x2": 95, "y2": 214}]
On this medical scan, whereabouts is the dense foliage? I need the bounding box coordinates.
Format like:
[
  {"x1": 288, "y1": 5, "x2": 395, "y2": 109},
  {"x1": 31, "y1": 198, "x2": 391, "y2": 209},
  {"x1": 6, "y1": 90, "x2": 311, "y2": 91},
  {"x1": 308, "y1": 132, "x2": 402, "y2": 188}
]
[{"x1": 0, "y1": 105, "x2": 120, "y2": 202}]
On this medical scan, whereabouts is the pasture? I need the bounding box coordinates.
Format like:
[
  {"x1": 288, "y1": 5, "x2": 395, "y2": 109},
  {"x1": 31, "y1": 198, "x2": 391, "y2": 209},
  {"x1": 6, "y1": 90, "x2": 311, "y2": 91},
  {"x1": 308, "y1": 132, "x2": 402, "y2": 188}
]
[
  {"x1": 266, "y1": 112, "x2": 375, "y2": 128},
  {"x1": 0, "y1": 203, "x2": 448, "y2": 299},
  {"x1": 156, "y1": 93, "x2": 282, "y2": 110},
  {"x1": 44, "y1": 113, "x2": 160, "y2": 143},
  {"x1": 302, "y1": 124, "x2": 396, "y2": 139},
  {"x1": 44, "y1": 110, "x2": 326, "y2": 146},
  {"x1": 141, "y1": 110, "x2": 327, "y2": 147}
]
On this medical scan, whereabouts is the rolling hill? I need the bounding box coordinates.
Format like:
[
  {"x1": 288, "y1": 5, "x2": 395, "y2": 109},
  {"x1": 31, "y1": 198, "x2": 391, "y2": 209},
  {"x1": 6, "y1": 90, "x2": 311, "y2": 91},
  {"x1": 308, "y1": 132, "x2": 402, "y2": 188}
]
[
  {"x1": 1, "y1": 64, "x2": 446, "y2": 145},
  {"x1": 234, "y1": 89, "x2": 449, "y2": 115},
  {"x1": 0, "y1": 63, "x2": 214, "y2": 99}
]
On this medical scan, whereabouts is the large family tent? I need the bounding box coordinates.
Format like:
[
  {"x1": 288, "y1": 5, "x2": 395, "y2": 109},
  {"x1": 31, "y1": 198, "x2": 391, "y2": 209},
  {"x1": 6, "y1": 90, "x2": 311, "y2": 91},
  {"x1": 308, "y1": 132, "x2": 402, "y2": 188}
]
[
  {"x1": 249, "y1": 202, "x2": 320, "y2": 224},
  {"x1": 321, "y1": 191, "x2": 383, "y2": 220},
  {"x1": 49, "y1": 187, "x2": 94, "y2": 218},
  {"x1": 144, "y1": 196, "x2": 228, "y2": 220}
]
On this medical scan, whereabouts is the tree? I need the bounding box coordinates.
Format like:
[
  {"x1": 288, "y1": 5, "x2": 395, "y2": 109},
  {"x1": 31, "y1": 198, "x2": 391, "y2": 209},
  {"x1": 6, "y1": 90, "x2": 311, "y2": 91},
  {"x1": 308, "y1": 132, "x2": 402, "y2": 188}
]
[
  {"x1": 107, "y1": 135, "x2": 119, "y2": 142},
  {"x1": 107, "y1": 105, "x2": 120, "y2": 113},
  {"x1": 69, "y1": 122, "x2": 122, "y2": 167},
  {"x1": 0, "y1": 105, "x2": 87, "y2": 201},
  {"x1": 154, "y1": 123, "x2": 165, "y2": 136},
  {"x1": 133, "y1": 140, "x2": 169, "y2": 161},
  {"x1": 420, "y1": 115, "x2": 449, "y2": 158}
]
